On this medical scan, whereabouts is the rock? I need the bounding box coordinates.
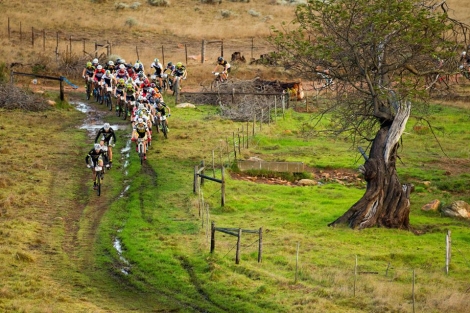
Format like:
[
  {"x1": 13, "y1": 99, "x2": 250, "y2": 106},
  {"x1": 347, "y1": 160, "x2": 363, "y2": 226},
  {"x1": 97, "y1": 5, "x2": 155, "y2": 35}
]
[
  {"x1": 248, "y1": 156, "x2": 264, "y2": 161},
  {"x1": 421, "y1": 199, "x2": 440, "y2": 211},
  {"x1": 298, "y1": 179, "x2": 317, "y2": 186},
  {"x1": 423, "y1": 181, "x2": 432, "y2": 187},
  {"x1": 47, "y1": 100, "x2": 56, "y2": 106},
  {"x1": 176, "y1": 102, "x2": 196, "y2": 108},
  {"x1": 320, "y1": 172, "x2": 330, "y2": 180},
  {"x1": 441, "y1": 200, "x2": 470, "y2": 219}
]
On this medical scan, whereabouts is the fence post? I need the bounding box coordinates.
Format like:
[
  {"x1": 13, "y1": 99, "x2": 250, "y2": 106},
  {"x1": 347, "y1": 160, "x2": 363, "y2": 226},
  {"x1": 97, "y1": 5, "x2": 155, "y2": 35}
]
[
  {"x1": 8, "y1": 17, "x2": 10, "y2": 40},
  {"x1": 221, "y1": 39, "x2": 224, "y2": 58},
  {"x1": 59, "y1": 77, "x2": 65, "y2": 101},
  {"x1": 200, "y1": 160, "x2": 205, "y2": 186},
  {"x1": 210, "y1": 221, "x2": 215, "y2": 253},
  {"x1": 221, "y1": 166, "x2": 225, "y2": 207},
  {"x1": 193, "y1": 165, "x2": 198, "y2": 193},
  {"x1": 185, "y1": 43, "x2": 188, "y2": 65},
  {"x1": 43, "y1": 29, "x2": 46, "y2": 51},
  {"x1": 354, "y1": 255, "x2": 358, "y2": 297},
  {"x1": 235, "y1": 228, "x2": 241, "y2": 264},
  {"x1": 201, "y1": 39, "x2": 205, "y2": 64},
  {"x1": 446, "y1": 230, "x2": 451, "y2": 275},
  {"x1": 20, "y1": 22, "x2": 22, "y2": 41},
  {"x1": 295, "y1": 242, "x2": 300, "y2": 283},
  {"x1": 69, "y1": 36, "x2": 72, "y2": 59},
  {"x1": 212, "y1": 150, "x2": 215, "y2": 178},
  {"x1": 258, "y1": 227, "x2": 262, "y2": 263},
  {"x1": 161, "y1": 45, "x2": 164, "y2": 66},
  {"x1": 251, "y1": 37, "x2": 254, "y2": 60},
  {"x1": 31, "y1": 27, "x2": 34, "y2": 47}
]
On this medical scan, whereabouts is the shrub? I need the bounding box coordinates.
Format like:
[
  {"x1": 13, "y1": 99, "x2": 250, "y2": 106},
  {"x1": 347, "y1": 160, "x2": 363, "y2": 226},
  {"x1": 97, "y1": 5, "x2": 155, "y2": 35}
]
[
  {"x1": 200, "y1": 0, "x2": 222, "y2": 4},
  {"x1": 248, "y1": 9, "x2": 260, "y2": 17},
  {"x1": 220, "y1": 10, "x2": 232, "y2": 18},
  {"x1": 125, "y1": 17, "x2": 138, "y2": 27},
  {"x1": 115, "y1": 2, "x2": 129, "y2": 9},
  {"x1": 130, "y1": 2, "x2": 142, "y2": 9}
]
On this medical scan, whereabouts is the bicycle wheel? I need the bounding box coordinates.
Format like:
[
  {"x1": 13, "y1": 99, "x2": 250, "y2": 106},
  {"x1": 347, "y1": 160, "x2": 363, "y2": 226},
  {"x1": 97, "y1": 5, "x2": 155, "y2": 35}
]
[
  {"x1": 96, "y1": 171, "x2": 101, "y2": 196},
  {"x1": 86, "y1": 82, "x2": 91, "y2": 100},
  {"x1": 122, "y1": 104, "x2": 128, "y2": 121},
  {"x1": 161, "y1": 122, "x2": 168, "y2": 139},
  {"x1": 328, "y1": 81, "x2": 336, "y2": 91},
  {"x1": 313, "y1": 78, "x2": 325, "y2": 91},
  {"x1": 106, "y1": 94, "x2": 113, "y2": 111},
  {"x1": 138, "y1": 143, "x2": 144, "y2": 165}
]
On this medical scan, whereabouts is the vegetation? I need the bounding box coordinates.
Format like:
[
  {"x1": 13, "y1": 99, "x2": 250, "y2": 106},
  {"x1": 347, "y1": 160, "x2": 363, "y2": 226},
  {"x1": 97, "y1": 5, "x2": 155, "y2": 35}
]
[{"x1": 1, "y1": 0, "x2": 470, "y2": 312}]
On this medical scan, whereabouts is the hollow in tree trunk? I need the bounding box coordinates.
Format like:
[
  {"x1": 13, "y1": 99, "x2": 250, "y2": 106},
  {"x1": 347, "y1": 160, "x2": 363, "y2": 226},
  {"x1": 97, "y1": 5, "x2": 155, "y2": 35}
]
[{"x1": 328, "y1": 105, "x2": 414, "y2": 230}]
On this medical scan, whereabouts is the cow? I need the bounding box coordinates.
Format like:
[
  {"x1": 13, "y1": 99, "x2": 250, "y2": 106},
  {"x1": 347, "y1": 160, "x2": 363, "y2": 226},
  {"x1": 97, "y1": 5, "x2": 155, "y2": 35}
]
[
  {"x1": 231, "y1": 52, "x2": 246, "y2": 63},
  {"x1": 255, "y1": 79, "x2": 305, "y2": 101}
]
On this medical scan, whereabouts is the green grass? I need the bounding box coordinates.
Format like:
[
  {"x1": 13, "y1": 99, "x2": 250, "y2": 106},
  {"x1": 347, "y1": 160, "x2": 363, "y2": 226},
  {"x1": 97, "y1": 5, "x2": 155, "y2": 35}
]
[{"x1": 2, "y1": 96, "x2": 470, "y2": 312}]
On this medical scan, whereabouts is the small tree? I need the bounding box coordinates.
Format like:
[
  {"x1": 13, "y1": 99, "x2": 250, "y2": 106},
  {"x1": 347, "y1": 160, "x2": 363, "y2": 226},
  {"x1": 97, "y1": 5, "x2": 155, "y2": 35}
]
[{"x1": 271, "y1": 0, "x2": 470, "y2": 230}]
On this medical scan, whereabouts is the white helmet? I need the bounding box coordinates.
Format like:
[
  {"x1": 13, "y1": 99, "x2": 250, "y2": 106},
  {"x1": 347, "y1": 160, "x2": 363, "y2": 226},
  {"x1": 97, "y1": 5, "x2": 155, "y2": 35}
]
[
  {"x1": 119, "y1": 64, "x2": 126, "y2": 69},
  {"x1": 104, "y1": 123, "x2": 110, "y2": 130},
  {"x1": 134, "y1": 63, "x2": 140, "y2": 69},
  {"x1": 92, "y1": 58, "x2": 99, "y2": 64},
  {"x1": 94, "y1": 143, "x2": 101, "y2": 150},
  {"x1": 97, "y1": 65, "x2": 103, "y2": 70},
  {"x1": 138, "y1": 118, "x2": 144, "y2": 124},
  {"x1": 108, "y1": 60, "x2": 114, "y2": 66}
]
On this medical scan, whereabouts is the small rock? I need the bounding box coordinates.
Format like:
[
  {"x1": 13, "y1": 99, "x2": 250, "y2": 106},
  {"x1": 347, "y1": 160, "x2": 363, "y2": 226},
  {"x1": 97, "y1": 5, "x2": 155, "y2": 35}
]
[
  {"x1": 176, "y1": 102, "x2": 196, "y2": 108},
  {"x1": 441, "y1": 200, "x2": 470, "y2": 219},
  {"x1": 421, "y1": 199, "x2": 440, "y2": 211},
  {"x1": 298, "y1": 179, "x2": 317, "y2": 186}
]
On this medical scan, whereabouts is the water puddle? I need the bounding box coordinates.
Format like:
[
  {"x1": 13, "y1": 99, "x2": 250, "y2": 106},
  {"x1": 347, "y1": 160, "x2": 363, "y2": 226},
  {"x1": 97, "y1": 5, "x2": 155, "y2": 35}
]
[{"x1": 73, "y1": 101, "x2": 133, "y2": 276}]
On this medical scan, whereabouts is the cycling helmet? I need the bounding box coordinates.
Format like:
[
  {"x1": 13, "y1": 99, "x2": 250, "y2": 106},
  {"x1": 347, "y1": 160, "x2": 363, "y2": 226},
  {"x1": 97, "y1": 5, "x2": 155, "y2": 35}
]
[
  {"x1": 94, "y1": 143, "x2": 101, "y2": 150},
  {"x1": 176, "y1": 62, "x2": 183, "y2": 68},
  {"x1": 120, "y1": 59, "x2": 126, "y2": 64},
  {"x1": 104, "y1": 123, "x2": 110, "y2": 130},
  {"x1": 92, "y1": 58, "x2": 99, "y2": 64},
  {"x1": 116, "y1": 58, "x2": 121, "y2": 64},
  {"x1": 97, "y1": 65, "x2": 103, "y2": 70},
  {"x1": 167, "y1": 62, "x2": 173, "y2": 67},
  {"x1": 108, "y1": 60, "x2": 114, "y2": 66},
  {"x1": 126, "y1": 83, "x2": 133, "y2": 89},
  {"x1": 134, "y1": 63, "x2": 140, "y2": 69},
  {"x1": 86, "y1": 62, "x2": 92, "y2": 67},
  {"x1": 119, "y1": 64, "x2": 126, "y2": 69},
  {"x1": 150, "y1": 83, "x2": 156, "y2": 88},
  {"x1": 154, "y1": 58, "x2": 159, "y2": 63},
  {"x1": 143, "y1": 78, "x2": 149, "y2": 85},
  {"x1": 105, "y1": 70, "x2": 111, "y2": 75},
  {"x1": 218, "y1": 56, "x2": 224, "y2": 62},
  {"x1": 118, "y1": 78, "x2": 125, "y2": 84},
  {"x1": 138, "y1": 118, "x2": 144, "y2": 124}
]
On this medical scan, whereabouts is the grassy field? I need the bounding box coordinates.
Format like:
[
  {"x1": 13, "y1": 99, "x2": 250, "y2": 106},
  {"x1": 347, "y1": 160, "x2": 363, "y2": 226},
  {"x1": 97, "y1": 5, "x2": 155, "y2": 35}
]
[{"x1": 1, "y1": 0, "x2": 470, "y2": 312}]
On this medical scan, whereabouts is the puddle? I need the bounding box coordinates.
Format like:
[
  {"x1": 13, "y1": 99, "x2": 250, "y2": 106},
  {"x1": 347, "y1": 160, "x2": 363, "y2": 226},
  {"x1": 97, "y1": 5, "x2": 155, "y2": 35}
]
[
  {"x1": 74, "y1": 101, "x2": 133, "y2": 276},
  {"x1": 113, "y1": 234, "x2": 131, "y2": 275}
]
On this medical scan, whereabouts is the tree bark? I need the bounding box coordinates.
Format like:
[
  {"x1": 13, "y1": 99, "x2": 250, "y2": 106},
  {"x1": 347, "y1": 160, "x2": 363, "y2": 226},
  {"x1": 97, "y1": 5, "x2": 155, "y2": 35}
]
[{"x1": 328, "y1": 104, "x2": 414, "y2": 230}]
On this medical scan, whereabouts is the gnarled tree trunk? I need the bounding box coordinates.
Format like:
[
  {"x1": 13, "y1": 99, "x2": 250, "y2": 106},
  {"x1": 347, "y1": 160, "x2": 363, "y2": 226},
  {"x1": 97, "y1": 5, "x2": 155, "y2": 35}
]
[{"x1": 328, "y1": 104, "x2": 414, "y2": 230}]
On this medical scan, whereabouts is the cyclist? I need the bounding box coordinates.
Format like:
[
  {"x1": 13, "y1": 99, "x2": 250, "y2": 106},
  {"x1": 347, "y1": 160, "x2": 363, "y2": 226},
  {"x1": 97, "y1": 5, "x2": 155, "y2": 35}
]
[
  {"x1": 91, "y1": 58, "x2": 100, "y2": 68},
  {"x1": 115, "y1": 64, "x2": 129, "y2": 81},
  {"x1": 134, "y1": 61, "x2": 145, "y2": 74},
  {"x1": 212, "y1": 56, "x2": 231, "y2": 81},
  {"x1": 92, "y1": 65, "x2": 106, "y2": 100},
  {"x1": 105, "y1": 60, "x2": 116, "y2": 74},
  {"x1": 150, "y1": 58, "x2": 164, "y2": 90},
  {"x1": 132, "y1": 118, "x2": 151, "y2": 159},
  {"x1": 82, "y1": 62, "x2": 95, "y2": 93},
  {"x1": 94, "y1": 123, "x2": 117, "y2": 166},
  {"x1": 155, "y1": 101, "x2": 171, "y2": 133},
  {"x1": 102, "y1": 70, "x2": 115, "y2": 92},
  {"x1": 172, "y1": 62, "x2": 187, "y2": 91},
  {"x1": 85, "y1": 143, "x2": 104, "y2": 190},
  {"x1": 124, "y1": 82, "x2": 137, "y2": 118}
]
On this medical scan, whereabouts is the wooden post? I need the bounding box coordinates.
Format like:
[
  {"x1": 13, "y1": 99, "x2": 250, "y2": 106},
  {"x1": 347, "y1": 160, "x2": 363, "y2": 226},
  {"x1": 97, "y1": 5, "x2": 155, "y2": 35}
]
[
  {"x1": 251, "y1": 37, "x2": 254, "y2": 60},
  {"x1": 221, "y1": 40, "x2": 224, "y2": 57},
  {"x1": 233, "y1": 132, "x2": 237, "y2": 160},
  {"x1": 238, "y1": 133, "x2": 241, "y2": 155},
  {"x1": 201, "y1": 39, "x2": 205, "y2": 64},
  {"x1": 59, "y1": 78, "x2": 64, "y2": 101},
  {"x1": 200, "y1": 160, "x2": 205, "y2": 186},
  {"x1": 161, "y1": 45, "x2": 164, "y2": 65},
  {"x1": 136, "y1": 45, "x2": 140, "y2": 61},
  {"x1": 56, "y1": 32, "x2": 59, "y2": 51},
  {"x1": 94, "y1": 42, "x2": 98, "y2": 57},
  {"x1": 212, "y1": 150, "x2": 215, "y2": 178},
  {"x1": 274, "y1": 95, "x2": 277, "y2": 122},
  {"x1": 20, "y1": 22, "x2": 22, "y2": 41},
  {"x1": 69, "y1": 36, "x2": 72, "y2": 58},
  {"x1": 8, "y1": 17, "x2": 10, "y2": 40},
  {"x1": 109, "y1": 41, "x2": 112, "y2": 55},
  {"x1": 295, "y1": 242, "x2": 300, "y2": 283},
  {"x1": 354, "y1": 255, "x2": 358, "y2": 297},
  {"x1": 106, "y1": 40, "x2": 110, "y2": 56},
  {"x1": 258, "y1": 227, "x2": 262, "y2": 263},
  {"x1": 235, "y1": 228, "x2": 241, "y2": 264},
  {"x1": 193, "y1": 165, "x2": 198, "y2": 193},
  {"x1": 31, "y1": 27, "x2": 34, "y2": 47},
  {"x1": 185, "y1": 43, "x2": 188, "y2": 65},
  {"x1": 83, "y1": 39, "x2": 86, "y2": 56},
  {"x1": 446, "y1": 230, "x2": 451, "y2": 275},
  {"x1": 43, "y1": 29, "x2": 46, "y2": 51},
  {"x1": 412, "y1": 269, "x2": 416, "y2": 313},
  {"x1": 210, "y1": 221, "x2": 215, "y2": 253},
  {"x1": 246, "y1": 121, "x2": 249, "y2": 148},
  {"x1": 221, "y1": 166, "x2": 225, "y2": 207},
  {"x1": 252, "y1": 114, "x2": 255, "y2": 136}
]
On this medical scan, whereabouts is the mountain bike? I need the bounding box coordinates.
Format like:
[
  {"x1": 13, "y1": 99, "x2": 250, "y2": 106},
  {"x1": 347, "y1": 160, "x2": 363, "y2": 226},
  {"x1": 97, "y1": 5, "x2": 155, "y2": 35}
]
[
  {"x1": 313, "y1": 72, "x2": 336, "y2": 91},
  {"x1": 156, "y1": 115, "x2": 169, "y2": 139},
  {"x1": 123, "y1": 98, "x2": 135, "y2": 121},
  {"x1": 103, "y1": 85, "x2": 113, "y2": 111},
  {"x1": 210, "y1": 72, "x2": 226, "y2": 90},
  {"x1": 94, "y1": 165, "x2": 103, "y2": 196},
  {"x1": 137, "y1": 137, "x2": 146, "y2": 165},
  {"x1": 86, "y1": 77, "x2": 93, "y2": 100},
  {"x1": 161, "y1": 73, "x2": 172, "y2": 93},
  {"x1": 115, "y1": 94, "x2": 123, "y2": 117}
]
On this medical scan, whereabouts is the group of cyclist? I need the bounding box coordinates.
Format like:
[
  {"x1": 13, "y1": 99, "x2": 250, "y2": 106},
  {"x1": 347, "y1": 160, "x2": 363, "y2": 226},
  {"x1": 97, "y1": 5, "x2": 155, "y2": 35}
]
[{"x1": 83, "y1": 55, "x2": 230, "y2": 191}]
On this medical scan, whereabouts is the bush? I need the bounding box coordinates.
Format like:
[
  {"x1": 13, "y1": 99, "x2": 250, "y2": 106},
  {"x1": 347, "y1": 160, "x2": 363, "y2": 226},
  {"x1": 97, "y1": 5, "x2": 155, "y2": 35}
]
[
  {"x1": 125, "y1": 17, "x2": 138, "y2": 27},
  {"x1": 130, "y1": 2, "x2": 142, "y2": 9},
  {"x1": 220, "y1": 10, "x2": 232, "y2": 18}
]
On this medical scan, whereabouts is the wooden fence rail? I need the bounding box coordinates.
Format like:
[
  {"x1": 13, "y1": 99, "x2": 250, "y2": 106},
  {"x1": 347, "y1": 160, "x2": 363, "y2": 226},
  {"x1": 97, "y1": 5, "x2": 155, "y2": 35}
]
[{"x1": 10, "y1": 71, "x2": 68, "y2": 101}]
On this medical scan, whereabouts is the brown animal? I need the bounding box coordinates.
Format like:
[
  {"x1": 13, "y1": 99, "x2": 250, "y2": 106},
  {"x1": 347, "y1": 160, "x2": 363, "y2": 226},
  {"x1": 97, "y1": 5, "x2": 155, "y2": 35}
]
[
  {"x1": 256, "y1": 79, "x2": 305, "y2": 101},
  {"x1": 231, "y1": 52, "x2": 246, "y2": 63}
]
